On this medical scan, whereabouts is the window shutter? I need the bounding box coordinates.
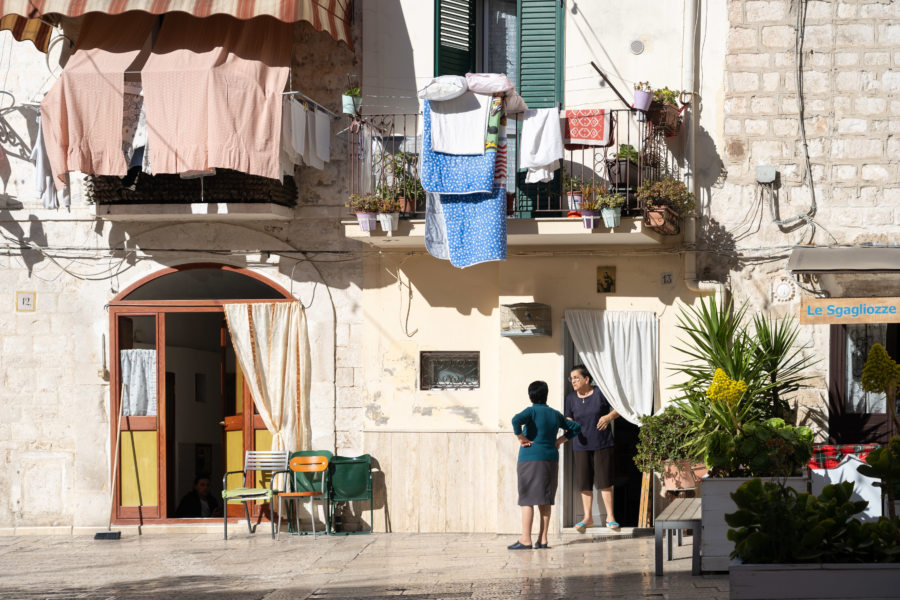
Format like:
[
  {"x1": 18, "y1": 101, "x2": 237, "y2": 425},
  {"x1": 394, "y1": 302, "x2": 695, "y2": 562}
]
[
  {"x1": 435, "y1": 0, "x2": 476, "y2": 77},
  {"x1": 518, "y1": 0, "x2": 563, "y2": 108}
]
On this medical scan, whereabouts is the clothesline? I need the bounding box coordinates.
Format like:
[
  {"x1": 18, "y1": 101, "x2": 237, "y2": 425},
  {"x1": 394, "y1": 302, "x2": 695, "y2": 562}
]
[{"x1": 283, "y1": 90, "x2": 341, "y2": 120}]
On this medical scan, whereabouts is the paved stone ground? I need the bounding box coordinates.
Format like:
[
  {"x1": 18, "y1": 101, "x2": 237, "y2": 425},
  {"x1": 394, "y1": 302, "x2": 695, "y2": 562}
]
[{"x1": 0, "y1": 530, "x2": 728, "y2": 599}]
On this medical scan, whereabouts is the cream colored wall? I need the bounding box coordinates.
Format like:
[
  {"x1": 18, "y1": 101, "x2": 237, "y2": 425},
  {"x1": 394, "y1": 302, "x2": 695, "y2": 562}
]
[{"x1": 360, "y1": 248, "x2": 697, "y2": 532}]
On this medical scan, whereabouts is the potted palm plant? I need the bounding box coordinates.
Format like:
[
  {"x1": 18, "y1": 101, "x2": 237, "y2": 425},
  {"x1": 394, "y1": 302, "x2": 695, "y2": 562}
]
[
  {"x1": 636, "y1": 177, "x2": 695, "y2": 235},
  {"x1": 596, "y1": 193, "x2": 625, "y2": 228},
  {"x1": 346, "y1": 194, "x2": 379, "y2": 232}
]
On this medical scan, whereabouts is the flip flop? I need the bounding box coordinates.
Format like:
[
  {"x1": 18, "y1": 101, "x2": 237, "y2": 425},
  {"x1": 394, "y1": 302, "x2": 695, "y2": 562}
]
[
  {"x1": 574, "y1": 521, "x2": 587, "y2": 533},
  {"x1": 606, "y1": 521, "x2": 621, "y2": 531}
]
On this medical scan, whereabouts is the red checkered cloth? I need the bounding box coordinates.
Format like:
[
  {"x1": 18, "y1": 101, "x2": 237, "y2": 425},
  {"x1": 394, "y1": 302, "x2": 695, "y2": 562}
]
[{"x1": 808, "y1": 443, "x2": 880, "y2": 469}]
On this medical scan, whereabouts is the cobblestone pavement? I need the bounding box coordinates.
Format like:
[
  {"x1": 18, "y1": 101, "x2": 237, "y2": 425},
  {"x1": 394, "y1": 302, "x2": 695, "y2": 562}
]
[{"x1": 0, "y1": 530, "x2": 728, "y2": 599}]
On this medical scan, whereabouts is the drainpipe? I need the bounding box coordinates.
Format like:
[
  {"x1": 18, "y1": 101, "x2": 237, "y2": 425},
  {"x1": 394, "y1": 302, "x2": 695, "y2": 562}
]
[{"x1": 682, "y1": 0, "x2": 725, "y2": 305}]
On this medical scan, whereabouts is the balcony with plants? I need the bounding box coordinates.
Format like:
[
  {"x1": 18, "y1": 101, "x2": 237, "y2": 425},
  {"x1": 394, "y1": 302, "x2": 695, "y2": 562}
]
[{"x1": 341, "y1": 102, "x2": 690, "y2": 248}]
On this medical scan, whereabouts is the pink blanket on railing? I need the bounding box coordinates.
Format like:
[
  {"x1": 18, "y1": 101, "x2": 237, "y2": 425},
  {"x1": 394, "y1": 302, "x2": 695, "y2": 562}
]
[{"x1": 563, "y1": 109, "x2": 613, "y2": 149}]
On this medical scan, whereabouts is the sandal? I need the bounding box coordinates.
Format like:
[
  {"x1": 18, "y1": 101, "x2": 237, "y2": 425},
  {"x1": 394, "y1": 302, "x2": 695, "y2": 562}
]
[
  {"x1": 606, "y1": 521, "x2": 620, "y2": 531},
  {"x1": 574, "y1": 521, "x2": 588, "y2": 533}
]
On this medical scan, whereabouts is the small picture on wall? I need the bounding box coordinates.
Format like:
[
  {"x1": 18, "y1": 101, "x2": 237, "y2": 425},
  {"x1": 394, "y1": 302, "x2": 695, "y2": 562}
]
[{"x1": 597, "y1": 267, "x2": 616, "y2": 294}]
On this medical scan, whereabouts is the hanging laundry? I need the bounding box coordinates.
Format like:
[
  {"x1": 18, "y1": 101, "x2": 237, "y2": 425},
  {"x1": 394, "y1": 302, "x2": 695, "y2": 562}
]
[
  {"x1": 520, "y1": 107, "x2": 563, "y2": 184},
  {"x1": 439, "y1": 186, "x2": 507, "y2": 269},
  {"x1": 304, "y1": 104, "x2": 325, "y2": 170},
  {"x1": 290, "y1": 97, "x2": 307, "y2": 158},
  {"x1": 30, "y1": 114, "x2": 70, "y2": 209},
  {"x1": 424, "y1": 192, "x2": 450, "y2": 261},
  {"x1": 564, "y1": 109, "x2": 613, "y2": 149},
  {"x1": 280, "y1": 97, "x2": 301, "y2": 178},
  {"x1": 315, "y1": 108, "x2": 331, "y2": 164},
  {"x1": 430, "y1": 91, "x2": 492, "y2": 155},
  {"x1": 421, "y1": 100, "x2": 496, "y2": 195}
]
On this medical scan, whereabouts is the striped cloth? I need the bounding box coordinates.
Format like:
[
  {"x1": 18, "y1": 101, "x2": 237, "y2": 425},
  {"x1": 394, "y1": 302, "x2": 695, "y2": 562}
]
[
  {"x1": 0, "y1": 0, "x2": 352, "y2": 47},
  {"x1": 808, "y1": 443, "x2": 880, "y2": 470}
]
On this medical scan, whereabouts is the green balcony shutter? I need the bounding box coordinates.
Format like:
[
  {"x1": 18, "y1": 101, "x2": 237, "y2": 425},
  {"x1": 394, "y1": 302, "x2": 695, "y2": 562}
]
[
  {"x1": 518, "y1": 0, "x2": 563, "y2": 108},
  {"x1": 435, "y1": 0, "x2": 476, "y2": 77}
]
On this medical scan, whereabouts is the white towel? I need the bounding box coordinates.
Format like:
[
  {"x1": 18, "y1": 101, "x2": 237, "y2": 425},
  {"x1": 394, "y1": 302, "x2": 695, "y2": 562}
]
[
  {"x1": 280, "y1": 98, "x2": 301, "y2": 178},
  {"x1": 315, "y1": 108, "x2": 331, "y2": 163},
  {"x1": 520, "y1": 107, "x2": 563, "y2": 183},
  {"x1": 430, "y1": 91, "x2": 491, "y2": 155},
  {"x1": 290, "y1": 98, "x2": 307, "y2": 157},
  {"x1": 305, "y1": 105, "x2": 324, "y2": 170}
]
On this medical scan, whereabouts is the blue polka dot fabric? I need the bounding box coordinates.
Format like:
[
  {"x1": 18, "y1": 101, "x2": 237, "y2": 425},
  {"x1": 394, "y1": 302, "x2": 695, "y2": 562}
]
[
  {"x1": 439, "y1": 186, "x2": 508, "y2": 268},
  {"x1": 421, "y1": 100, "x2": 497, "y2": 195}
]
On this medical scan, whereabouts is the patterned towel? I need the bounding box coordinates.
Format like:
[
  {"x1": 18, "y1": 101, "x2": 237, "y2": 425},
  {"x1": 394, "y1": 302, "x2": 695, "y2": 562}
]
[
  {"x1": 440, "y1": 186, "x2": 507, "y2": 269},
  {"x1": 809, "y1": 443, "x2": 880, "y2": 469},
  {"x1": 421, "y1": 100, "x2": 497, "y2": 195},
  {"x1": 564, "y1": 109, "x2": 613, "y2": 149}
]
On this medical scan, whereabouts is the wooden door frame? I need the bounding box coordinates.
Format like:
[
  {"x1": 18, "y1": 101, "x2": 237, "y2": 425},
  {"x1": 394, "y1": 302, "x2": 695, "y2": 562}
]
[{"x1": 108, "y1": 264, "x2": 293, "y2": 524}]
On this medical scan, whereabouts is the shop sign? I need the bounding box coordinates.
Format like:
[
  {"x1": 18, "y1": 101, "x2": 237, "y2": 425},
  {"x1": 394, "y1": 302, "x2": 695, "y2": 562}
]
[{"x1": 800, "y1": 297, "x2": 900, "y2": 325}]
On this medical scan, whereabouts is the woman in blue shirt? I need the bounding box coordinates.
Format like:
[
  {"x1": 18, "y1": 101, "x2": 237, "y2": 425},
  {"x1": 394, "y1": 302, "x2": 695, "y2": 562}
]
[
  {"x1": 509, "y1": 380, "x2": 581, "y2": 550},
  {"x1": 565, "y1": 364, "x2": 620, "y2": 532}
]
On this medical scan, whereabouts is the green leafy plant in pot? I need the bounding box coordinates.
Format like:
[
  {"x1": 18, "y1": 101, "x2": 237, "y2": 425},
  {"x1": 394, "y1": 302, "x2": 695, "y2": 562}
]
[
  {"x1": 636, "y1": 177, "x2": 695, "y2": 235},
  {"x1": 563, "y1": 172, "x2": 583, "y2": 211},
  {"x1": 634, "y1": 408, "x2": 706, "y2": 490},
  {"x1": 346, "y1": 193, "x2": 379, "y2": 232},
  {"x1": 375, "y1": 196, "x2": 402, "y2": 232},
  {"x1": 648, "y1": 86, "x2": 682, "y2": 136},
  {"x1": 607, "y1": 144, "x2": 640, "y2": 188},
  {"x1": 596, "y1": 193, "x2": 625, "y2": 228},
  {"x1": 342, "y1": 86, "x2": 361, "y2": 115}
]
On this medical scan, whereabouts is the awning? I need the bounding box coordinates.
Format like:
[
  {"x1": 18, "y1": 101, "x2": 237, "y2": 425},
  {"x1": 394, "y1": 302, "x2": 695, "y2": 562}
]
[
  {"x1": 787, "y1": 247, "x2": 900, "y2": 274},
  {"x1": 0, "y1": 14, "x2": 52, "y2": 51},
  {"x1": 0, "y1": 0, "x2": 352, "y2": 47}
]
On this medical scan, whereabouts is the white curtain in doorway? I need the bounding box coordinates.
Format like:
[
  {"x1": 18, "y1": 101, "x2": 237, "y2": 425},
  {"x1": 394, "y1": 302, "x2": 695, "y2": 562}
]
[
  {"x1": 564, "y1": 310, "x2": 657, "y2": 425},
  {"x1": 120, "y1": 349, "x2": 157, "y2": 417},
  {"x1": 224, "y1": 302, "x2": 311, "y2": 453}
]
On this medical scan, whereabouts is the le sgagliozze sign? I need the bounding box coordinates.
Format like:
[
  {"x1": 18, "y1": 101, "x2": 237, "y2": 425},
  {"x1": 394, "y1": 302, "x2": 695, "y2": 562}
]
[{"x1": 800, "y1": 297, "x2": 900, "y2": 325}]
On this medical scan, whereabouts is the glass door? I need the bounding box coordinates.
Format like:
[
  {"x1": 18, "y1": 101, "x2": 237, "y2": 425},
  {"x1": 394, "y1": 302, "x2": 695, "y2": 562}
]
[{"x1": 114, "y1": 313, "x2": 163, "y2": 520}]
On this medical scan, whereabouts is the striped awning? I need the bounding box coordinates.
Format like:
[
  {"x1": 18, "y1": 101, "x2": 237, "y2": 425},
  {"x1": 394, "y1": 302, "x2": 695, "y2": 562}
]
[
  {"x1": 0, "y1": 13, "x2": 52, "y2": 51},
  {"x1": 0, "y1": 0, "x2": 352, "y2": 50}
]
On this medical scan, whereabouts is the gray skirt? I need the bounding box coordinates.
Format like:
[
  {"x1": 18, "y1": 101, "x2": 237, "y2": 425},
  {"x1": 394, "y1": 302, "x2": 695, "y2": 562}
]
[{"x1": 517, "y1": 460, "x2": 559, "y2": 506}]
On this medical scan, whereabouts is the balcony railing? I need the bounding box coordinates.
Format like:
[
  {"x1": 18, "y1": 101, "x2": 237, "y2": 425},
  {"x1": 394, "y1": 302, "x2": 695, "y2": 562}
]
[{"x1": 346, "y1": 109, "x2": 680, "y2": 218}]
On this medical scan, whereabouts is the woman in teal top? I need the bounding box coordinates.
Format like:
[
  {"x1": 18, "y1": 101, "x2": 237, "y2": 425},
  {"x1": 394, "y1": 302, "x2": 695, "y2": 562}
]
[{"x1": 508, "y1": 380, "x2": 581, "y2": 550}]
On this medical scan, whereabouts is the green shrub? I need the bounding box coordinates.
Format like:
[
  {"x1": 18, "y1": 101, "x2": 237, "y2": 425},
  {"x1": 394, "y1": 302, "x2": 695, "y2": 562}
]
[{"x1": 633, "y1": 408, "x2": 700, "y2": 474}]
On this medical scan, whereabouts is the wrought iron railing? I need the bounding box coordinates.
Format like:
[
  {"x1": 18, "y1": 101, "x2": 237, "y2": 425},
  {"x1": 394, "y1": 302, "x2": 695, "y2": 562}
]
[{"x1": 346, "y1": 108, "x2": 680, "y2": 218}]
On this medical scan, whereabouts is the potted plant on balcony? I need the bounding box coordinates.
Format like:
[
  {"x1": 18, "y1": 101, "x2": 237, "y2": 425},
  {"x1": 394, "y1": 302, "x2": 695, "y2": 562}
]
[
  {"x1": 633, "y1": 81, "x2": 653, "y2": 112},
  {"x1": 380, "y1": 151, "x2": 423, "y2": 214},
  {"x1": 596, "y1": 192, "x2": 625, "y2": 228},
  {"x1": 648, "y1": 86, "x2": 682, "y2": 137},
  {"x1": 376, "y1": 196, "x2": 402, "y2": 232},
  {"x1": 579, "y1": 196, "x2": 604, "y2": 229},
  {"x1": 563, "y1": 172, "x2": 583, "y2": 211},
  {"x1": 342, "y1": 86, "x2": 361, "y2": 116},
  {"x1": 346, "y1": 194, "x2": 379, "y2": 232},
  {"x1": 727, "y1": 478, "x2": 900, "y2": 599},
  {"x1": 634, "y1": 408, "x2": 706, "y2": 491},
  {"x1": 636, "y1": 177, "x2": 694, "y2": 235},
  {"x1": 606, "y1": 144, "x2": 640, "y2": 188}
]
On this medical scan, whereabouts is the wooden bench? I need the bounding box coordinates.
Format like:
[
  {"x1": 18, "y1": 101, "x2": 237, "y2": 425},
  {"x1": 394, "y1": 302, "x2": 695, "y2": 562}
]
[{"x1": 654, "y1": 497, "x2": 701, "y2": 576}]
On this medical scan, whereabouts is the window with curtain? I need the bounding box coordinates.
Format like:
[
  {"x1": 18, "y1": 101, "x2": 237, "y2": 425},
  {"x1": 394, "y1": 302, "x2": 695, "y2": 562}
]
[{"x1": 845, "y1": 324, "x2": 888, "y2": 414}]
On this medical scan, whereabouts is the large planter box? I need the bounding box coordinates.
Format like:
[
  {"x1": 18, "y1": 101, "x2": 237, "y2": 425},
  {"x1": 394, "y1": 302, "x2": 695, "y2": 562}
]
[
  {"x1": 701, "y1": 476, "x2": 806, "y2": 572},
  {"x1": 730, "y1": 562, "x2": 900, "y2": 599}
]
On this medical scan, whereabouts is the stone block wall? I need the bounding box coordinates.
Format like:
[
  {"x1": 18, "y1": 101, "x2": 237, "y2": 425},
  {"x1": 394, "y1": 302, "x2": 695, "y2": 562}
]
[{"x1": 707, "y1": 0, "x2": 900, "y2": 434}]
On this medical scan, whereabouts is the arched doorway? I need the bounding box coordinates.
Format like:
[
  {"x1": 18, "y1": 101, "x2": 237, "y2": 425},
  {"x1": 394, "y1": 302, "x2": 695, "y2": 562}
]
[{"x1": 108, "y1": 264, "x2": 292, "y2": 523}]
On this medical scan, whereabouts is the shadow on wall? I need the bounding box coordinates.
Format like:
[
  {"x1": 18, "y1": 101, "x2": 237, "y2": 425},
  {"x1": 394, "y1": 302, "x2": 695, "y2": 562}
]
[
  {"x1": 361, "y1": 0, "x2": 418, "y2": 116},
  {"x1": 0, "y1": 211, "x2": 47, "y2": 276}
]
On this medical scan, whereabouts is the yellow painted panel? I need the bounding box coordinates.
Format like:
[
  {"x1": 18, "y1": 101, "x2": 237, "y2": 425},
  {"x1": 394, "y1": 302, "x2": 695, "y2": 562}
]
[
  {"x1": 225, "y1": 430, "x2": 244, "y2": 490},
  {"x1": 254, "y1": 429, "x2": 274, "y2": 495},
  {"x1": 235, "y1": 365, "x2": 243, "y2": 414},
  {"x1": 120, "y1": 431, "x2": 157, "y2": 507}
]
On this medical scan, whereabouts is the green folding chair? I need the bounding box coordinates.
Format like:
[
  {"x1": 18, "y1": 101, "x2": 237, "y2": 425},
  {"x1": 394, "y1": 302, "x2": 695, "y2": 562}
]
[{"x1": 327, "y1": 454, "x2": 373, "y2": 535}]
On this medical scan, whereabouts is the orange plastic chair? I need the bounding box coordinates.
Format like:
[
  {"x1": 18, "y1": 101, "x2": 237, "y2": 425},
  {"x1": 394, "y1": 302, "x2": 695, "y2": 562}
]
[{"x1": 276, "y1": 455, "x2": 329, "y2": 539}]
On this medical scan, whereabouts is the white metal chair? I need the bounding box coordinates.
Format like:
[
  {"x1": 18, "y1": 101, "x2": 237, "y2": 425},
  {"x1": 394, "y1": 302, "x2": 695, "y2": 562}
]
[{"x1": 221, "y1": 450, "x2": 289, "y2": 539}]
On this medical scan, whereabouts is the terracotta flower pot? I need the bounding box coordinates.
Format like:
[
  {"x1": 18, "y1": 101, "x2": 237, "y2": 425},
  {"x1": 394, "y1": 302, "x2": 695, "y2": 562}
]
[
  {"x1": 643, "y1": 205, "x2": 680, "y2": 235},
  {"x1": 662, "y1": 461, "x2": 707, "y2": 490}
]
